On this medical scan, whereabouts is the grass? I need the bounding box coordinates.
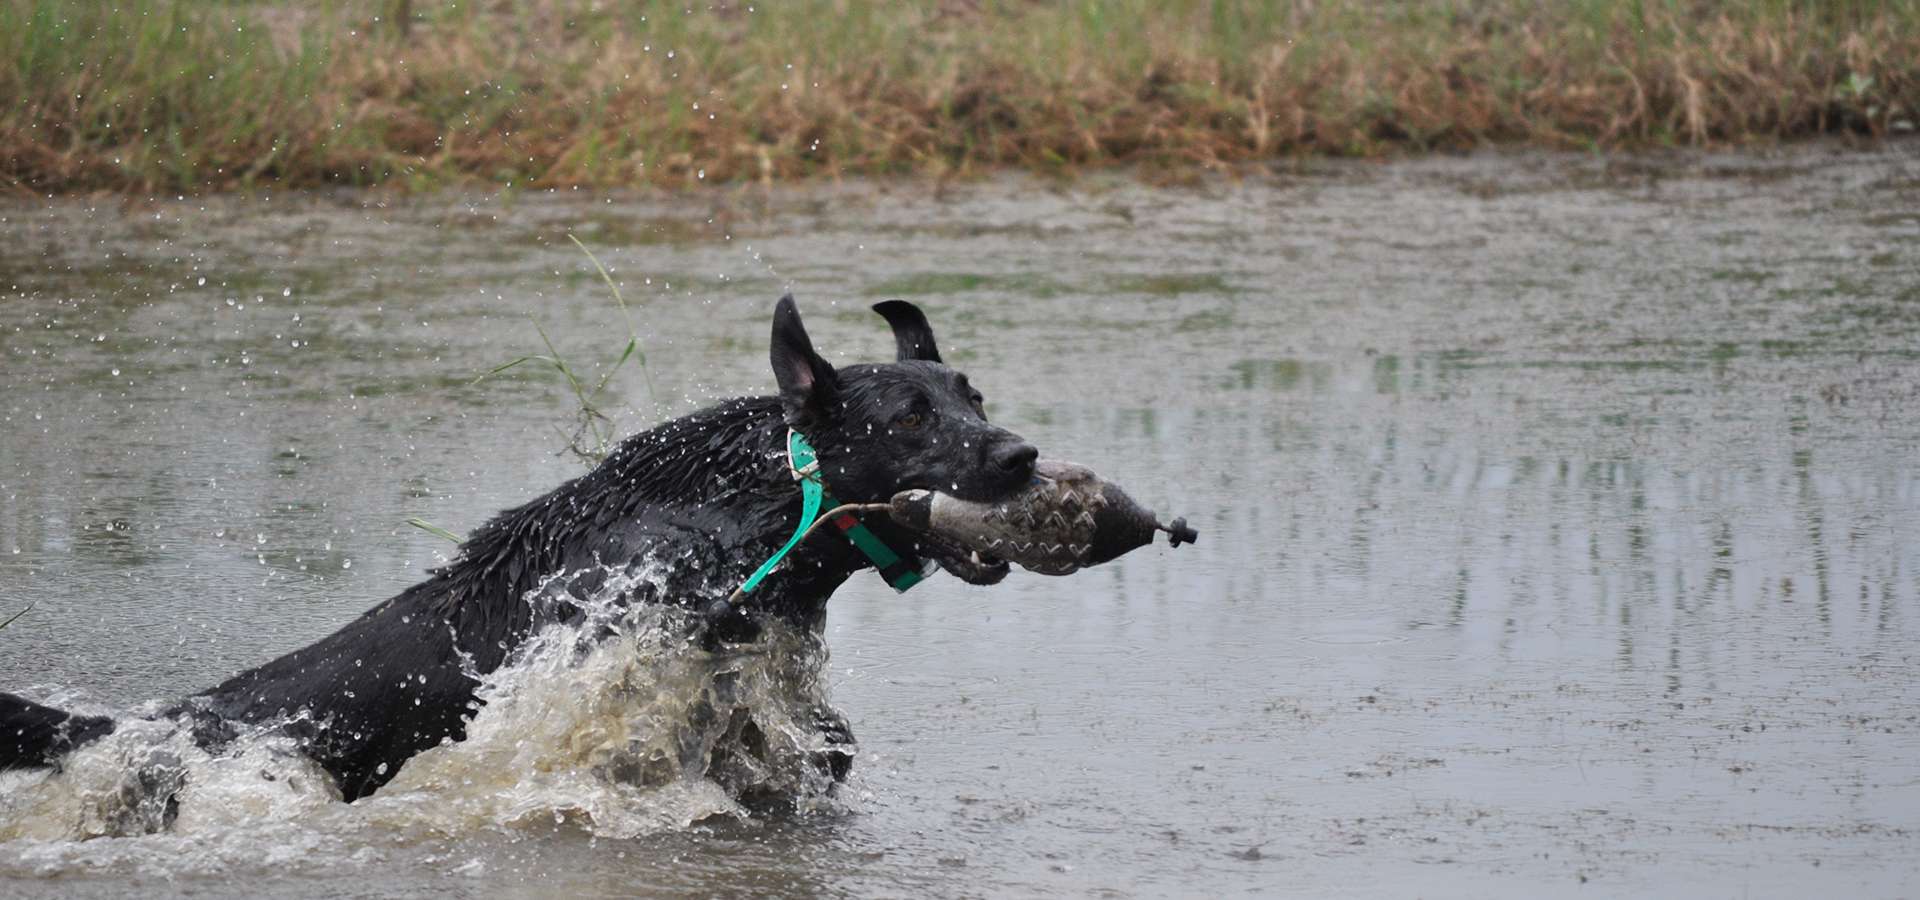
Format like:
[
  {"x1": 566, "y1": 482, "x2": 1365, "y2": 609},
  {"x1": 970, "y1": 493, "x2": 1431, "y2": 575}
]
[
  {"x1": 473, "y1": 234, "x2": 657, "y2": 464},
  {"x1": 2, "y1": 0, "x2": 1916, "y2": 195},
  {"x1": 407, "y1": 234, "x2": 654, "y2": 545},
  {"x1": 0, "y1": 603, "x2": 30, "y2": 631}
]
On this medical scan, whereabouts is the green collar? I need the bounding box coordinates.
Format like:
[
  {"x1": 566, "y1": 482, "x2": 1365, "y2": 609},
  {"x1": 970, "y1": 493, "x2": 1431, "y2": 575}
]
[{"x1": 732, "y1": 430, "x2": 927, "y2": 600}]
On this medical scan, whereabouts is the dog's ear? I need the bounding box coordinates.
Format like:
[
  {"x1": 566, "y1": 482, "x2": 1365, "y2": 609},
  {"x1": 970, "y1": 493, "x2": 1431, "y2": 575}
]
[
  {"x1": 872, "y1": 300, "x2": 943, "y2": 364},
  {"x1": 770, "y1": 294, "x2": 838, "y2": 425}
]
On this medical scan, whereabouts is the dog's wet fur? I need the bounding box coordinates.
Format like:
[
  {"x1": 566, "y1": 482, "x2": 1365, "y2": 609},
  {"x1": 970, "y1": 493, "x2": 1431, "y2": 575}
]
[{"x1": 1, "y1": 297, "x2": 1035, "y2": 803}]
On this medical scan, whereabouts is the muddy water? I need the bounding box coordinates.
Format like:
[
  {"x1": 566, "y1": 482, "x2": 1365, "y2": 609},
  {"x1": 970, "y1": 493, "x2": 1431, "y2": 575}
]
[{"x1": 2, "y1": 144, "x2": 1919, "y2": 897}]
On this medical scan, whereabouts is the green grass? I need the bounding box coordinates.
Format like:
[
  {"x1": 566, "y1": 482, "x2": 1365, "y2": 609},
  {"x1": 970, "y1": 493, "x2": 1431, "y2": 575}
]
[
  {"x1": 473, "y1": 235, "x2": 657, "y2": 463},
  {"x1": 408, "y1": 233, "x2": 655, "y2": 544},
  {"x1": 3, "y1": 1, "x2": 1917, "y2": 194},
  {"x1": 0, "y1": 603, "x2": 31, "y2": 631}
]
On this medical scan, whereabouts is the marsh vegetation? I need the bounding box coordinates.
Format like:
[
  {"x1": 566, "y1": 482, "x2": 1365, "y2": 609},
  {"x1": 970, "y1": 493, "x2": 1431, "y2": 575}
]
[{"x1": 4, "y1": 0, "x2": 1915, "y2": 194}]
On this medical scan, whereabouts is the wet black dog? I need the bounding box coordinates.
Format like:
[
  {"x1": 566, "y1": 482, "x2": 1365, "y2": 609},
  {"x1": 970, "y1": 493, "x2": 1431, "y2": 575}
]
[{"x1": 1, "y1": 297, "x2": 1035, "y2": 802}]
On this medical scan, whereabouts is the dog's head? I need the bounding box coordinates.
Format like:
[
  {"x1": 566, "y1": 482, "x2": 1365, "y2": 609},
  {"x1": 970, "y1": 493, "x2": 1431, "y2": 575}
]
[{"x1": 769, "y1": 295, "x2": 1036, "y2": 585}]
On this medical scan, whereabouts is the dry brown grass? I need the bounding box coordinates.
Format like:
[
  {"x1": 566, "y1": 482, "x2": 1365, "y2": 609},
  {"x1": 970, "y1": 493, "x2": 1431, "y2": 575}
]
[{"x1": 3, "y1": 1, "x2": 1915, "y2": 195}]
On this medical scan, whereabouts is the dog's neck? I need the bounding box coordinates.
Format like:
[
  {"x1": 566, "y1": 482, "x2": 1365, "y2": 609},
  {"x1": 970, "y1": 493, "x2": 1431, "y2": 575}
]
[{"x1": 427, "y1": 396, "x2": 871, "y2": 635}]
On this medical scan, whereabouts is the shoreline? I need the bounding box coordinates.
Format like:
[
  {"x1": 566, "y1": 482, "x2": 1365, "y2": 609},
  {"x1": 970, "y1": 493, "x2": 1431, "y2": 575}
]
[{"x1": 1, "y1": 136, "x2": 1912, "y2": 211}]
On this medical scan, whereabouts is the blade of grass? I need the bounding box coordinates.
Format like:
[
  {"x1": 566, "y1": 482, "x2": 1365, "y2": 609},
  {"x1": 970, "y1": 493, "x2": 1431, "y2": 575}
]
[
  {"x1": 471, "y1": 354, "x2": 564, "y2": 385},
  {"x1": 529, "y1": 317, "x2": 591, "y2": 408},
  {"x1": 0, "y1": 602, "x2": 34, "y2": 631},
  {"x1": 405, "y1": 517, "x2": 465, "y2": 544},
  {"x1": 568, "y1": 233, "x2": 658, "y2": 408}
]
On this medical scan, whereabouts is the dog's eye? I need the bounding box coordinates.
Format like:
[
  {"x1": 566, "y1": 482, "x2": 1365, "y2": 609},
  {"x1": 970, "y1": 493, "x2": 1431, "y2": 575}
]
[{"x1": 897, "y1": 413, "x2": 923, "y2": 430}]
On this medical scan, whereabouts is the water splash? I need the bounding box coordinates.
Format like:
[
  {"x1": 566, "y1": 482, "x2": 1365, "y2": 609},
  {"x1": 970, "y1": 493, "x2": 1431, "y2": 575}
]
[{"x1": 0, "y1": 562, "x2": 850, "y2": 873}]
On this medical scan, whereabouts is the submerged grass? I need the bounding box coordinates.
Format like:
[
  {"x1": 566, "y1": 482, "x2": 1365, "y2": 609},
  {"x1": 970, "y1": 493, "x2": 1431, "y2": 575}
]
[{"x1": 3, "y1": 0, "x2": 1917, "y2": 194}]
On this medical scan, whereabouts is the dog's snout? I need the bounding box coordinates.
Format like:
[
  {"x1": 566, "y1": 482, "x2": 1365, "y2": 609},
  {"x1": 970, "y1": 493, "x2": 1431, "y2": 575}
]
[{"x1": 993, "y1": 441, "x2": 1039, "y2": 478}]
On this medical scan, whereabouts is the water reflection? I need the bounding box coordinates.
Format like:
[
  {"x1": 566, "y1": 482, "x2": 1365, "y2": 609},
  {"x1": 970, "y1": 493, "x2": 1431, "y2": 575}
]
[{"x1": 1010, "y1": 350, "x2": 1917, "y2": 669}]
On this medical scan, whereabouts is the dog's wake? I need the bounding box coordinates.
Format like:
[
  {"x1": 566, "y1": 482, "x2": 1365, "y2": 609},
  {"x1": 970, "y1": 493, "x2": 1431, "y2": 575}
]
[{"x1": 0, "y1": 562, "x2": 849, "y2": 869}]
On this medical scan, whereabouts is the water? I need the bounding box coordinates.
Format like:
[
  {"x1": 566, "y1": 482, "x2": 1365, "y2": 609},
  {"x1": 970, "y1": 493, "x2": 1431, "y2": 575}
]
[{"x1": 2, "y1": 144, "x2": 1918, "y2": 897}]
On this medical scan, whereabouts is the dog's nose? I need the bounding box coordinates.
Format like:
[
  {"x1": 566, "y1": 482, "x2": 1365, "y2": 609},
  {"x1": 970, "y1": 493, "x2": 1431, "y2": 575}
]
[{"x1": 992, "y1": 441, "x2": 1038, "y2": 478}]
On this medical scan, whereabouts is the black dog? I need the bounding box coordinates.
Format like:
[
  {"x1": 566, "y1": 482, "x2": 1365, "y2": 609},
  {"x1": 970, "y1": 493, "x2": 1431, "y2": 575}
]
[{"x1": 1, "y1": 297, "x2": 1035, "y2": 804}]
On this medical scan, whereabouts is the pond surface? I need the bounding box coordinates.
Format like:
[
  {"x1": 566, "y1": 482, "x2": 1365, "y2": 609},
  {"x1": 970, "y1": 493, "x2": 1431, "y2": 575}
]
[{"x1": 2, "y1": 144, "x2": 1919, "y2": 898}]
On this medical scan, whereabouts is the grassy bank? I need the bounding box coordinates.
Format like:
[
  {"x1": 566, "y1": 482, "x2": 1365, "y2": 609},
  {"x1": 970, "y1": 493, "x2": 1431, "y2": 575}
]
[{"x1": 3, "y1": 1, "x2": 1916, "y2": 194}]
